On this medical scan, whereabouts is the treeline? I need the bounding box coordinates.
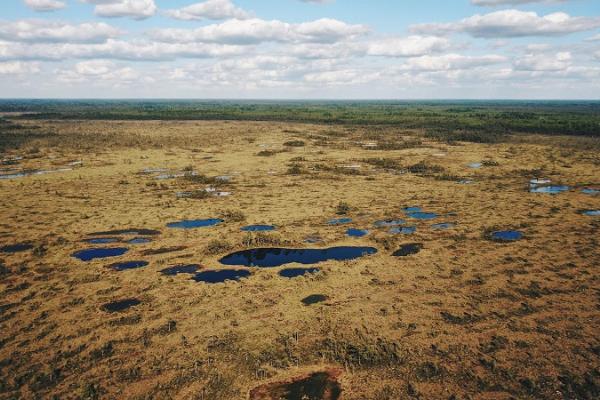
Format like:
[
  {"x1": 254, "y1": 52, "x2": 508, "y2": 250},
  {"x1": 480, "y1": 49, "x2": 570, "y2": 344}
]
[{"x1": 2, "y1": 100, "x2": 600, "y2": 140}]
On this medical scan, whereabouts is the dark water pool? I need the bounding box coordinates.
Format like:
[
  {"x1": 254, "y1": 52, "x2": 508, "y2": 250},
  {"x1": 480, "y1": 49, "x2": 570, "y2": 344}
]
[
  {"x1": 241, "y1": 225, "x2": 276, "y2": 232},
  {"x1": 192, "y1": 269, "x2": 251, "y2": 283},
  {"x1": 1, "y1": 243, "x2": 34, "y2": 253},
  {"x1": 346, "y1": 228, "x2": 368, "y2": 237},
  {"x1": 160, "y1": 264, "x2": 200, "y2": 276},
  {"x1": 393, "y1": 243, "x2": 423, "y2": 257},
  {"x1": 403, "y1": 207, "x2": 422, "y2": 213},
  {"x1": 219, "y1": 247, "x2": 377, "y2": 268},
  {"x1": 84, "y1": 237, "x2": 120, "y2": 244},
  {"x1": 101, "y1": 298, "x2": 141, "y2": 313},
  {"x1": 72, "y1": 247, "x2": 128, "y2": 262},
  {"x1": 109, "y1": 260, "x2": 149, "y2": 271},
  {"x1": 491, "y1": 231, "x2": 523, "y2": 241},
  {"x1": 279, "y1": 268, "x2": 320, "y2": 278},
  {"x1": 167, "y1": 219, "x2": 223, "y2": 229},
  {"x1": 302, "y1": 294, "x2": 329, "y2": 305}
]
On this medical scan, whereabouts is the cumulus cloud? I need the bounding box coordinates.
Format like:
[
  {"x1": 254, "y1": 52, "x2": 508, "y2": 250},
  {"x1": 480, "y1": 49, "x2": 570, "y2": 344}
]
[
  {"x1": 0, "y1": 39, "x2": 247, "y2": 61},
  {"x1": 80, "y1": 0, "x2": 157, "y2": 20},
  {"x1": 411, "y1": 10, "x2": 600, "y2": 38},
  {"x1": 165, "y1": 0, "x2": 251, "y2": 21},
  {"x1": 399, "y1": 54, "x2": 506, "y2": 71},
  {"x1": 0, "y1": 20, "x2": 122, "y2": 43},
  {"x1": 471, "y1": 0, "x2": 568, "y2": 5},
  {"x1": 367, "y1": 36, "x2": 451, "y2": 57},
  {"x1": 150, "y1": 18, "x2": 369, "y2": 45},
  {"x1": 57, "y1": 60, "x2": 143, "y2": 85},
  {"x1": 23, "y1": 0, "x2": 66, "y2": 11},
  {"x1": 0, "y1": 61, "x2": 40, "y2": 74},
  {"x1": 514, "y1": 51, "x2": 572, "y2": 71}
]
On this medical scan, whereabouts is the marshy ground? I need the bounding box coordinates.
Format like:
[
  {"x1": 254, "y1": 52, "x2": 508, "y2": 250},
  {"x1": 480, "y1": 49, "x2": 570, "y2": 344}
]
[{"x1": 1, "y1": 118, "x2": 599, "y2": 399}]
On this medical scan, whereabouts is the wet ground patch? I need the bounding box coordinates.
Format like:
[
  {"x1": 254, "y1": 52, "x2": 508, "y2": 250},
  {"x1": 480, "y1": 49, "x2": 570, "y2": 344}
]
[
  {"x1": 249, "y1": 369, "x2": 342, "y2": 400},
  {"x1": 160, "y1": 264, "x2": 200, "y2": 276},
  {"x1": 127, "y1": 237, "x2": 152, "y2": 244},
  {"x1": 392, "y1": 243, "x2": 423, "y2": 257},
  {"x1": 141, "y1": 246, "x2": 187, "y2": 256},
  {"x1": 302, "y1": 294, "x2": 329, "y2": 305},
  {"x1": 72, "y1": 247, "x2": 128, "y2": 262},
  {"x1": 101, "y1": 298, "x2": 141, "y2": 313},
  {"x1": 279, "y1": 268, "x2": 320, "y2": 278},
  {"x1": 166, "y1": 219, "x2": 223, "y2": 229},
  {"x1": 581, "y1": 188, "x2": 599, "y2": 195},
  {"x1": 242, "y1": 225, "x2": 276, "y2": 232},
  {"x1": 431, "y1": 223, "x2": 455, "y2": 230},
  {"x1": 390, "y1": 226, "x2": 416, "y2": 235},
  {"x1": 88, "y1": 228, "x2": 161, "y2": 236},
  {"x1": 219, "y1": 247, "x2": 377, "y2": 268},
  {"x1": 374, "y1": 219, "x2": 404, "y2": 228},
  {"x1": 581, "y1": 210, "x2": 600, "y2": 216},
  {"x1": 327, "y1": 218, "x2": 352, "y2": 225},
  {"x1": 530, "y1": 185, "x2": 570, "y2": 194},
  {"x1": 1, "y1": 243, "x2": 34, "y2": 253},
  {"x1": 192, "y1": 269, "x2": 251, "y2": 283},
  {"x1": 108, "y1": 260, "x2": 149, "y2": 271}
]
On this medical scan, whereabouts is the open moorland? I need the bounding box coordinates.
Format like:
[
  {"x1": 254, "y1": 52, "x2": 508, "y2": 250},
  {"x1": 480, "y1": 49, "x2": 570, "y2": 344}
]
[{"x1": 0, "y1": 102, "x2": 599, "y2": 399}]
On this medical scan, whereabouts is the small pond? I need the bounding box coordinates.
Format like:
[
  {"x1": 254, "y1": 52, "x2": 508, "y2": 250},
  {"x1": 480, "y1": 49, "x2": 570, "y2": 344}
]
[
  {"x1": 219, "y1": 247, "x2": 377, "y2": 268},
  {"x1": 279, "y1": 268, "x2": 320, "y2": 278},
  {"x1": 346, "y1": 228, "x2": 368, "y2": 237},
  {"x1": 491, "y1": 231, "x2": 523, "y2": 241},
  {"x1": 109, "y1": 260, "x2": 149, "y2": 271},
  {"x1": 167, "y1": 219, "x2": 223, "y2": 229},
  {"x1": 72, "y1": 247, "x2": 128, "y2": 262},
  {"x1": 241, "y1": 225, "x2": 276, "y2": 232}
]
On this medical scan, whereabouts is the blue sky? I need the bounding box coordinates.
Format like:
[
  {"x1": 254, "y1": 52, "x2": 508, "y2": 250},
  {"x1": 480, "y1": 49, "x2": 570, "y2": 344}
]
[{"x1": 1, "y1": 0, "x2": 599, "y2": 98}]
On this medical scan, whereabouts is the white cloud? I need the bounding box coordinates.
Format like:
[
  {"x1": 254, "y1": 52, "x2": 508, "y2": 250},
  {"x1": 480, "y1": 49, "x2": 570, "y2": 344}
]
[
  {"x1": 412, "y1": 10, "x2": 600, "y2": 38},
  {"x1": 0, "y1": 39, "x2": 247, "y2": 61},
  {"x1": 471, "y1": 0, "x2": 568, "y2": 5},
  {"x1": 0, "y1": 61, "x2": 40, "y2": 74},
  {"x1": 23, "y1": 0, "x2": 66, "y2": 11},
  {"x1": 165, "y1": 0, "x2": 251, "y2": 21},
  {"x1": 150, "y1": 18, "x2": 369, "y2": 45},
  {"x1": 367, "y1": 36, "x2": 451, "y2": 57},
  {"x1": 400, "y1": 54, "x2": 507, "y2": 72},
  {"x1": 514, "y1": 51, "x2": 572, "y2": 71},
  {"x1": 80, "y1": 0, "x2": 157, "y2": 20},
  {"x1": 0, "y1": 20, "x2": 123, "y2": 43},
  {"x1": 57, "y1": 60, "x2": 143, "y2": 85}
]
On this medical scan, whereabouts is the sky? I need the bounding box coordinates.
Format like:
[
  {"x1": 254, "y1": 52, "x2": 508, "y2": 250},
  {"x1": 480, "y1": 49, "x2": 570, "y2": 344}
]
[{"x1": 0, "y1": 0, "x2": 599, "y2": 99}]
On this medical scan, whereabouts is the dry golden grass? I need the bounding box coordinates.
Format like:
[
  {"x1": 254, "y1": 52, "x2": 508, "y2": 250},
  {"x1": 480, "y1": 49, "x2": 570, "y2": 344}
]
[{"x1": 0, "y1": 120, "x2": 599, "y2": 399}]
